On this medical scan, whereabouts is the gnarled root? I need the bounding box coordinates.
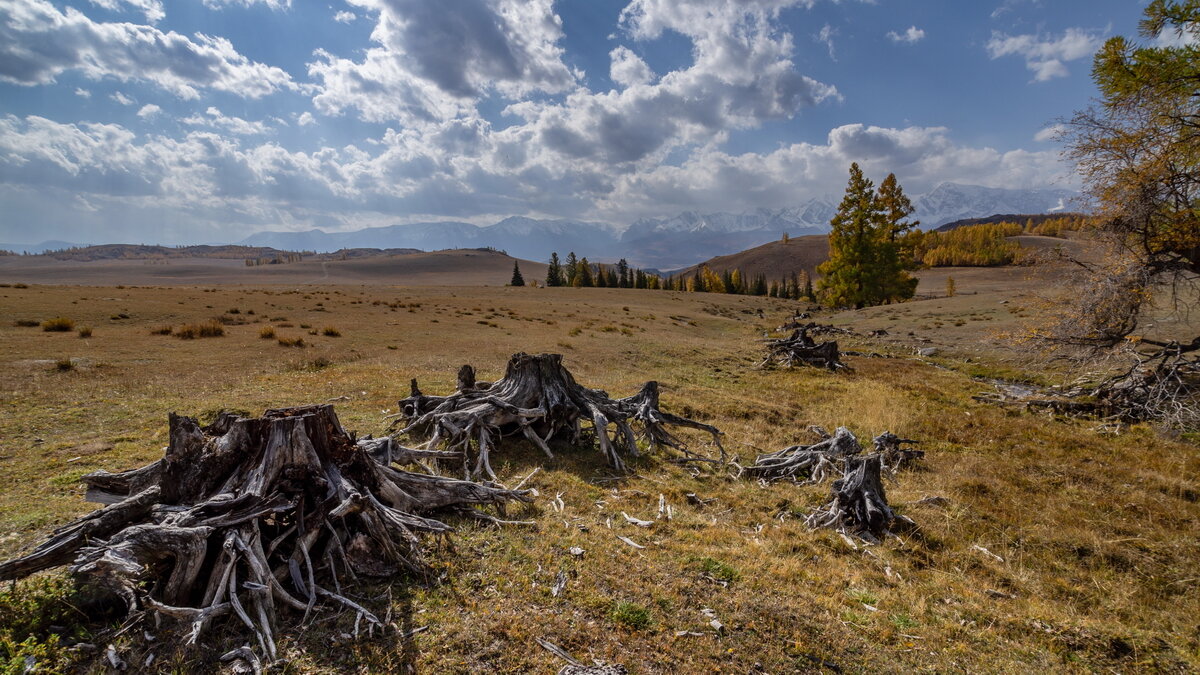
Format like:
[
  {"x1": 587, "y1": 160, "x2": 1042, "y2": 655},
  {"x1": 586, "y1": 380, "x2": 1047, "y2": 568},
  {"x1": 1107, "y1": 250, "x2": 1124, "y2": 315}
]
[
  {"x1": 395, "y1": 353, "x2": 724, "y2": 478},
  {"x1": 805, "y1": 454, "x2": 916, "y2": 543},
  {"x1": 0, "y1": 404, "x2": 531, "y2": 662},
  {"x1": 758, "y1": 324, "x2": 847, "y2": 371}
]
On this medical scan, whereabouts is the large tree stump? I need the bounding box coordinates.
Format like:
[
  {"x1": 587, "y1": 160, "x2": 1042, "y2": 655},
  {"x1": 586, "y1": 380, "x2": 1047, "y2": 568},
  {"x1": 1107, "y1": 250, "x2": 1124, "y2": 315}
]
[
  {"x1": 805, "y1": 454, "x2": 914, "y2": 543},
  {"x1": 0, "y1": 404, "x2": 530, "y2": 661},
  {"x1": 758, "y1": 324, "x2": 847, "y2": 371},
  {"x1": 395, "y1": 353, "x2": 724, "y2": 477}
]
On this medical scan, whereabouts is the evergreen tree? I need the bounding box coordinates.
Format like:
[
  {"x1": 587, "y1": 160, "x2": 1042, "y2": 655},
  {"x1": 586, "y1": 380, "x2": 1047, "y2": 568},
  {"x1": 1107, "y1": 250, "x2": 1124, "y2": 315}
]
[
  {"x1": 751, "y1": 274, "x2": 768, "y2": 296},
  {"x1": 816, "y1": 163, "x2": 917, "y2": 308},
  {"x1": 546, "y1": 252, "x2": 564, "y2": 286},
  {"x1": 577, "y1": 258, "x2": 594, "y2": 287},
  {"x1": 510, "y1": 261, "x2": 525, "y2": 287},
  {"x1": 616, "y1": 258, "x2": 630, "y2": 288},
  {"x1": 595, "y1": 265, "x2": 608, "y2": 287},
  {"x1": 565, "y1": 252, "x2": 578, "y2": 286}
]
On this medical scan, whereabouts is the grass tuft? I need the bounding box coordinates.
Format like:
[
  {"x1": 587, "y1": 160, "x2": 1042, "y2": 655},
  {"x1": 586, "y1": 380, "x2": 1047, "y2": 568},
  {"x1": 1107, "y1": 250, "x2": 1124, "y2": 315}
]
[
  {"x1": 277, "y1": 336, "x2": 306, "y2": 348},
  {"x1": 322, "y1": 326, "x2": 341, "y2": 337},
  {"x1": 76, "y1": 326, "x2": 92, "y2": 338},
  {"x1": 13, "y1": 319, "x2": 39, "y2": 327},
  {"x1": 175, "y1": 320, "x2": 224, "y2": 339},
  {"x1": 259, "y1": 326, "x2": 276, "y2": 339},
  {"x1": 41, "y1": 317, "x2": 74, "y2": 332},
  {"x1": 610, "y1": 601, "x2": 652, "y2": 630}
]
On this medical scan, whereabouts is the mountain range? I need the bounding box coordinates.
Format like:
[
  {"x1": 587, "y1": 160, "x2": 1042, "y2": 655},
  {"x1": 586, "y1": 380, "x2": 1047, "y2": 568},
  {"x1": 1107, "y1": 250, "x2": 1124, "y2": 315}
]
[{"x1": 3, "y1": 183, "x2": 1077, "y2": 269}]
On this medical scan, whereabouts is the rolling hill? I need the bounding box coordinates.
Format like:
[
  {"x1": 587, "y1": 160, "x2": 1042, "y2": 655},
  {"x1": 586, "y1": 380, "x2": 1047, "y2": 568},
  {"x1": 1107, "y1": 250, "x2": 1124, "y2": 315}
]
[{"x1": 670, "y1": 234, "x2": 829, "y2": 281}]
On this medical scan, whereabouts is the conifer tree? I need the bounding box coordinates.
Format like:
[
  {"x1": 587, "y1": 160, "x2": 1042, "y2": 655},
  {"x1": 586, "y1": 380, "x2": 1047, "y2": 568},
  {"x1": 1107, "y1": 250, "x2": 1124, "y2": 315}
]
[
  {"x1": 510, "y1": 261, "x2": 525, "y2": 287},
  {"x1": 546, "y1": 252, "x2": 564, "y2": 287},
  {"x1": 565, "y1": 252, "x2": 578, "y2": 286},
  {"x1": 577, "y1": 258, "x2": 594, "y2": 287},
  {"x1": 616, "y1": 259, "x2": 630, "y2": 288}
]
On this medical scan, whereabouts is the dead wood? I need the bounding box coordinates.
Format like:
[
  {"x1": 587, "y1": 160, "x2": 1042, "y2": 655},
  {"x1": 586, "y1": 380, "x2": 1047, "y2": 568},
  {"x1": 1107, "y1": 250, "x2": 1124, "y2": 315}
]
[
  {"x1": 758, "y1": 324, "x2": 847, "y2": 371},
  {"x1": 740, "y1": 428, "x2": 922, "y2": 483},
  {"x1": 805, "y1": 454, "x2": 915, "y2": 543},
  {"x1": 394, "y1": 352, "x2": 724, "y2": 478},
  {"x1": 0, "y1": 404, "x2": 530, "y2": 662}
]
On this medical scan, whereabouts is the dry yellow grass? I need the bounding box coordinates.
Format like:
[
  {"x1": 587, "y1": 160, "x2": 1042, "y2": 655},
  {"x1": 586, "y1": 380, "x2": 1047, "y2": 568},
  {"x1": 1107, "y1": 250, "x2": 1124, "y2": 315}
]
[{"x1": 0, "y1": 279, "x2": 1196, "y2": 673}]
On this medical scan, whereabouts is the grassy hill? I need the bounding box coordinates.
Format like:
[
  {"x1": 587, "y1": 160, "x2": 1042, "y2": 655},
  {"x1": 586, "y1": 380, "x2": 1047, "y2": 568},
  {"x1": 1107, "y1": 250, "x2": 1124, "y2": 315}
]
[
  {"x1": 0, "y1": 248, "x2": 546, "y2": 287},
  {"x1": 671, "y1": 234, "x2": 829, "y2": 281},
  {"x1": 0, "y1": 268, "x2": 1196, "y2": 672}
]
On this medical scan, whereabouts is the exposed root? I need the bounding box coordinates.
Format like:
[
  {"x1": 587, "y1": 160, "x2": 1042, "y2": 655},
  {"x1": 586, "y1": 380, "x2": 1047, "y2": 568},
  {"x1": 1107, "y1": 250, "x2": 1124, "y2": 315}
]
[{"x1": 758, "y1": 324, "x2": 847, "y2": 371}]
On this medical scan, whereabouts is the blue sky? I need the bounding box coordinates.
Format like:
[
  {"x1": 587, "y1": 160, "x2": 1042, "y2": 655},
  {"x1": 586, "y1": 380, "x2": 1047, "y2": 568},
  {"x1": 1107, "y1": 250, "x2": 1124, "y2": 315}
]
[{"x1": 0, "y1": 0, "x2": 1152, "y2": 245}]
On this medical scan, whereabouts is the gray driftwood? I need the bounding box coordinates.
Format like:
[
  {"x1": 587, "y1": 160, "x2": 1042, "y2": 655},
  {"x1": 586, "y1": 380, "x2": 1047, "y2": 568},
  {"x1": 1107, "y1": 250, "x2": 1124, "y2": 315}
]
[
  {"x1": 758, "y1": 324, "x2": 847, "y2": 371},
  {"x1": 0, "y1": 404, "x2": 530, "y2": 661},
  {"x1": 395, "y1": 352, "x2": 724, "y2": 478}
]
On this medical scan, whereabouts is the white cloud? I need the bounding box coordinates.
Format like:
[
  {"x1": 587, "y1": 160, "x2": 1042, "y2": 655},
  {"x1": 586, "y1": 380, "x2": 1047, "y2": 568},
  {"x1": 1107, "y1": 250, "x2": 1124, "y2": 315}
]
[
  {"x1": 180, "y1": 107, "x2": 272, "y2": 135},
  {"x1": 815, "y1": 24, "x2": 837, "y2": 60},
  {"x1": 136, "y1": 103, "x2": 161, "y2": 118},
  {"x1": 0, "y1": 0, "x2": 300, "y2": 99},
  {"x1": 111, "y1": 92, "x2": 135, "y2": 105},
  {"x1": 334, "y1": 10, "x2": 356, "y2": 23},
  {"x1": 609, "y1": 46, "x2": 653, "y2": 88},
  {"x1": 87, "y1": 0, "x2": 164, "y2": 23},
  {"x1": 1154, "y1": 26, "x2": 1199, "y2": 48},
  {"x1": 201, "y1": 0, "x2": 292, "y2": 9},
  {"x1": 987, "y1": 28, "x2": 1104, "y2": 81},
  {"x1": 309, "y1": 0, "x2": 577, "y2": 126},
  {"x1": 74, "y1": 88, "x2": 91, "y2": 98},
  {"x1": 887, "y1": 26, "x2": 925, "y2": 44},
  {"x1": 296, "y1": 111, "x2": 315, "y2": 126},
  {"x1": 1033, "y1": 124, "x2": 1064, "y2": 142}
]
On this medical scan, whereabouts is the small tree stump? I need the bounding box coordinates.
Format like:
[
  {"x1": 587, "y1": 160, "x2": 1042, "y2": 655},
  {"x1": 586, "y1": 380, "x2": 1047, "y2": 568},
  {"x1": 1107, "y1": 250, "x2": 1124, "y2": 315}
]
[
  {"x1": 740, "y1": 426, "x2": 861, "y2": 483},
  {"x1": 758, "y1": 324, "x2": 847, "y2": 371},
  {"x1": 805, "y1": 454, "x2": 914, "y2": 543},
  {"x1": 0, "y1": 404, "x2": 530, "y2": 661},
  {"x1": 396, "y1": 352, "x2": 724, "y2": 477}
]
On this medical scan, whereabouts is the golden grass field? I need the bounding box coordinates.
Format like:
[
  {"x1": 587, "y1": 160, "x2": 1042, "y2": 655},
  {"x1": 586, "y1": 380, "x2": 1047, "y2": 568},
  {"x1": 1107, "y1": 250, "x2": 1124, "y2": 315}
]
[{"x1": 0, "y1": 266, "x2": 1198, "y2": 673}]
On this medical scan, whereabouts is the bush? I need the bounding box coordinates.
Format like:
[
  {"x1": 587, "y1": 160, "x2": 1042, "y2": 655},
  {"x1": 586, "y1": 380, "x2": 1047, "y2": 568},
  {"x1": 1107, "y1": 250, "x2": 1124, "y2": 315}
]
[
  {"x1": 175, "y1": 320, "x2": 224, "y2": 339},
  {"x1": 611, "y1": 602, "x2": 652, "y2": 630},
  {"x1": 41, "y1": 317, "x2": 74, "y2": 332},
  {"x1": 696, "y1": 557, "x2": 740, "y2": 583},
  {"x1": 150, "y1": 325, "x2": 173, "y2": 335},
  {"x1": 13, "y1": 319, "x2": 39, "y2": 327},
  {"x1": 77, "y1": 326, "x2": 92, "y2": 338},
  {"x1": 322, "y1": 326, "x2": 341, "y2": 337},
  {"x1": 277, "y1": 336, "x2": 306, "y2": 348},
  {"x1": 259, "y1": 326, "x2": 276, "y2": 339},
  {"x1": 54, "y1": 358, "x2": 74, "y2": 371}
]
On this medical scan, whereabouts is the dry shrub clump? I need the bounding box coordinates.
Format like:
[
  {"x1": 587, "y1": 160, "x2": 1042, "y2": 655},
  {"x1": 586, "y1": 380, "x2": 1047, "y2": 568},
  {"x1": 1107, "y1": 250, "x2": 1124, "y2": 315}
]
[
  {"x1": 277, "y1": 336, "x2": 306, "y2": 348},
  {"x1": 259, "y1": 326, "x2": 276, "y2": 339},
  {"x1": 77, "y1": 326, "x2": 92, "y2": 338},
  {"x1": 149, "y1": 325, "x2": 173, "y2": 335},
  {"x1": 175, "y1": 320, "x2": 225, "y2": 339},
  {"x1": 321, "y1": 326, "x2": 341, "y2": 337},
  {"x1": 41, "y1": 317, "x2": 74, "y2": 332},
  {"x1": 13, "y1": 319, "x2": 40, "y2": 327}
]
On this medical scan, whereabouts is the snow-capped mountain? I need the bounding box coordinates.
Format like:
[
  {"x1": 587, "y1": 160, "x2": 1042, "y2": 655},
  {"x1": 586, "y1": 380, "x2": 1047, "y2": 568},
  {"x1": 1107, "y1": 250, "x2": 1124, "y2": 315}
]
[
  {"x1": 913, "y1": 183, "x2": 1076, "y2": 228},
  {"x1": 239, "y1": 183, "x2": 1078, "y2": 269}
]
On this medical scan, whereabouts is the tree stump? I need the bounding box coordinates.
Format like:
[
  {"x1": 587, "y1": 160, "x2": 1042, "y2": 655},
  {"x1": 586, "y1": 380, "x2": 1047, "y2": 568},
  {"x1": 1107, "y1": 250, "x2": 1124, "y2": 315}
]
[
  {"x1": 805, "y1": 454, "x2": 914, "y2": 543},
  {"x1": 758, "y1": 324, "x2": 847, "y2": 370},
  {"x1": 396, "y1": 352, "x2": 724, "y2": 477},
  {"x1": 740, "y1": 426, "x2": 861, "y2": 483},
  {"x1": 0, "y1": 404, "x2": 530, "y2": 661}
]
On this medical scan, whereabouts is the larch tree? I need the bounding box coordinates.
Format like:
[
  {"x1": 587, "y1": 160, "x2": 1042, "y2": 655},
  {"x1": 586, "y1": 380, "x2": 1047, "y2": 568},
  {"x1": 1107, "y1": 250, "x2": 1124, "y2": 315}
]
[{"x1": 546, "y1": 252, "x2": 564, "y2": 287}]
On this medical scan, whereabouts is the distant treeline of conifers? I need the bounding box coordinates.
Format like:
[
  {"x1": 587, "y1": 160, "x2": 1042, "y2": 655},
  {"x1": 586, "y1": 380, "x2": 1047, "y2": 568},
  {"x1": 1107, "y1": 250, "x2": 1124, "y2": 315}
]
[{"x1": 538, "y1": 213, "x2": 1092, "y2": 298}]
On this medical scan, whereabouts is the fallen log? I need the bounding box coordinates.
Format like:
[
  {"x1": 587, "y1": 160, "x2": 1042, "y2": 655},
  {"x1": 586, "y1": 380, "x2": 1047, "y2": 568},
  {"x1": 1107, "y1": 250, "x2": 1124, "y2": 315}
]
[
  {"x1": 395, "y1": 352, "x2": 724, "y2": 478},
  {"x1": 740, "y1": 428, "x2": 923, "y2": 483},
  {"x1": 758, "y1": 324, "x2": 847, "y2": 371},
  {"x1": 0, "y1": 404, "x2": 531, "y2": 661}
]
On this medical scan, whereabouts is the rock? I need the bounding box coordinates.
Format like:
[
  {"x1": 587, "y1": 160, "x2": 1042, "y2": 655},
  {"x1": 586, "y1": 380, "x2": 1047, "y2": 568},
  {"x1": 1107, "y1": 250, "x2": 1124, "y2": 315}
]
[{"x1": 917, "y1": 347, "x2": 939, "y2": 357}]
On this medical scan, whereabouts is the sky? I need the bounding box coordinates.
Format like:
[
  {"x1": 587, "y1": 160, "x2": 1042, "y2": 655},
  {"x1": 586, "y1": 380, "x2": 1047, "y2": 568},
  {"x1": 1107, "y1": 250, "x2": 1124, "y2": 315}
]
[{"x1": 0, "y1": 0, "x2": 1156, "y2": 245}]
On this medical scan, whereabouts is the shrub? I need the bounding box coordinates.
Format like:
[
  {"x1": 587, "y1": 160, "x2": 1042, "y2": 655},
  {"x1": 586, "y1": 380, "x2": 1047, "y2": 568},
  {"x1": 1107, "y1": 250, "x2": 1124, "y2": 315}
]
[
  {"x1": 611, "y1": 602, "x2": 652, "y2": 630},
  {"x1": 321, "y1": 326, "x2": 341, "y2": 337},
  {"x1": 13, "y1": 319, "x2": 39, "y2": 327},
  {"x1": 259, "y1": 326, "x2": 276, "y2": 339},
  {"x1": 41, "y1": 317, "x2": 74, "y2": 332},
  {"x1": 77, "y1": 326, "x2": 93, "y2": 338},
  {"x1": 150, "y1": 325, "x2": 173, "y2": 335},
  {"x1": 697, "y1": 557, "x2": 740, "y2": 583},
  {"x1": 54, "y1": 358, "x2": 74, "y2": 371},
  {"x1": 277, "y1": 336, "x2": 306, "y2": 348},
  {"x1": 176, "y1": 320, "x2": 224, "y2": 339}
]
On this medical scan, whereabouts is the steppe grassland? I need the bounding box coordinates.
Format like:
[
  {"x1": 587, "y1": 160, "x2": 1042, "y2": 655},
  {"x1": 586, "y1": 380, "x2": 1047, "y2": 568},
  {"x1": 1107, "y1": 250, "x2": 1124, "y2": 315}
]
[{"x1": 0, "y1": 280, "x2": 1197, "y2": 673}]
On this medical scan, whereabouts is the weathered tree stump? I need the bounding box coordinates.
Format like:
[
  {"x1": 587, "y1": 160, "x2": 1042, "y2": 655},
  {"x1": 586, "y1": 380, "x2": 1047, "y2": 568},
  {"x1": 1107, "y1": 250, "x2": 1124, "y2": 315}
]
[
  {"x1": 395, "y1": 352, "x2": 724, "y2": 477},
  {"x1": 741, "y1": 428, "x2": 923, "y2": 483},
  {"x1": 805, "y1": 454, "x2": 915, "y2": 543},
  {"x1": 0, "y1": 404, "x2": 530, "y2": 661},
  {"x1": 758, "y1": 324, "x2": 847, "y2": 370}
]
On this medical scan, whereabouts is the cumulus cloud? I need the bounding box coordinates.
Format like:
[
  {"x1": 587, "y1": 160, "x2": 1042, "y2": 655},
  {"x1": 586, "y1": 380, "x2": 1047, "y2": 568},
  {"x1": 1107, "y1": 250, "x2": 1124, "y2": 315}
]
[
  {"x1": 887, "y1": 26, "x2": 925, "y2": 44},
  {"x1": 88, "y1": 0, "x2": 165, "y2": 23},
  {"x1": 333, "y1": 10, "x2": 356, "y2": 23},
  {"x1": 111, "y1": 92, "x2": 135, "y2": 105},
  {"x1": 181, "y1": 107, "x2": 273, "y2": 135},
  {"x1": 296, "y1": 111, "x2": 315, "y2": 126},
  {"x1": 1034, "y1": 124, "x2": 1064, "y2": 142},
  {"x1": 202, "y1": 0, "x2": 292, "y2": 9},
  {"x1": 609, "y1": 46, "x2": 653, "y2": 88},
  {"x1": 815, "y1": 24, "x2": 836, "y2": 60},
  {"x1": 136, "y1": 103, "x2": 161, "y2": 118},
  {"x1": 74, "y1": 88, "x2": 91, "y2": 98},
  {"x1": 987, "y1": 28, "x2": 1104, "y2": 81},
  {"x1": 309, "y1": 0, "x2": 577, "y2": 125},
  {"x1": 0, "y1": 0, "x2": 300, "y2": 99}
]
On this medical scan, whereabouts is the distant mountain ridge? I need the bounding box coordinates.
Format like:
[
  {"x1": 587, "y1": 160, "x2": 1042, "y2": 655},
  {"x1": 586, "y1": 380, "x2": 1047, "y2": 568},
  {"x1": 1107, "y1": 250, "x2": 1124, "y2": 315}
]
[{"x1": 238, "y1": 182, "x2": 1076, "y2": 269}]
